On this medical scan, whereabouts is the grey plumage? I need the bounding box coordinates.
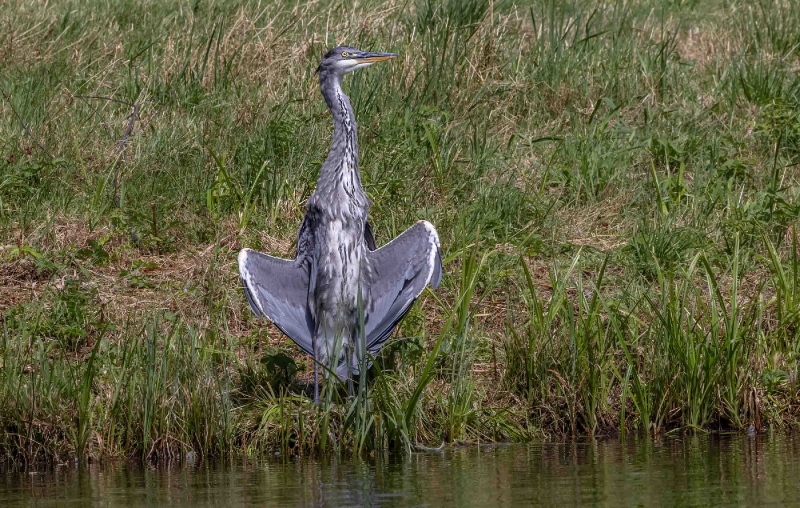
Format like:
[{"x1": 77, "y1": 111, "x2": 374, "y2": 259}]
[
  {"x1": 363, "y1": 221, "x2": 442, "y2": 356},
  {"x1": 238, "y1": 46, "x2": 442, "y2": 402},
  {"x1": 238, "y1": 250, "x2": 313, "y2": 356}
]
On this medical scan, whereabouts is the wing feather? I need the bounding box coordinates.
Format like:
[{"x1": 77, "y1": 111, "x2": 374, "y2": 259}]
[
  {"x1": 238, "y1": 249, "x2": 314, "y2": 356},
  {"x1": 365, "y1": 220, "x2": 442, "y2": 353}
]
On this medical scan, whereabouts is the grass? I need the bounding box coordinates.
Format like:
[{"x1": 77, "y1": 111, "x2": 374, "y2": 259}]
[{"x1": 1, "y1": 0, "x2": 799, "y2": 465}]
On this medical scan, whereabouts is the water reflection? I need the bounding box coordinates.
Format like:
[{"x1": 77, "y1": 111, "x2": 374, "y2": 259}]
[{"x1": 2, "y1": 434, "x2": 799, "y2": 506}]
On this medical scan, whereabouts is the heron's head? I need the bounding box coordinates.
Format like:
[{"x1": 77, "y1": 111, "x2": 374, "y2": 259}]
[{"x1": 316, "y1": 46, "x2": 397, "y2": 76}]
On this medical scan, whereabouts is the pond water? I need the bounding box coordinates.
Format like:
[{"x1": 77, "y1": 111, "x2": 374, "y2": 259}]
[{"x1": 2, "y1": 434, "x2": 799, "y2": 506}]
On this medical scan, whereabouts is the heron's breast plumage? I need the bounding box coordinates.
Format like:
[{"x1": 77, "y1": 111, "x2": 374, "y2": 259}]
[{"x1": 307, "y1": 162, "x2": 370, "y2": 322}]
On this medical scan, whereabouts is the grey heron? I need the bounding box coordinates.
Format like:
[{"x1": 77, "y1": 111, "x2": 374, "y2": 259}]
[{"x1": 238, "y1": 46, "x2": 442, "y2": 404}]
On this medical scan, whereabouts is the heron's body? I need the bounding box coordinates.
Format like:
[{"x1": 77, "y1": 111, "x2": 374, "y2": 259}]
[
  {"x1": 239, "y1": 46, "x2": 442, "y2": 402},
  {"x1": 303, "y1": 65, "x2": 371, "y2": 377}
]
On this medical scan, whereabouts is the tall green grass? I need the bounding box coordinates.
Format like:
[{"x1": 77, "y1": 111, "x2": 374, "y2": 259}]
[{"x1": 1, "y1": 0, "x2": 800, "y2": 464}]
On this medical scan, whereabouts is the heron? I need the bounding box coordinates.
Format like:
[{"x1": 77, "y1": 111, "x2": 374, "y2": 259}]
[{"x1": 238, "y1": 46, "x2": 442, "y2": 404}]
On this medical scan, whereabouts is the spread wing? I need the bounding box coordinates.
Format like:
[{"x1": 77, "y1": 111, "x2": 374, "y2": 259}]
[
  {"x1": 364, "y1": 220, "x2": 442, "y2": 354},
  {"x1": 238, "y1": 248, "x2": 314, "y2": 356}
]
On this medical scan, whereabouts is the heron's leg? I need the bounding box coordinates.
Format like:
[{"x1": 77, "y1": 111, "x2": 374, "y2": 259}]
[
  {"x1": 346, "y1": 342, "x2": 354, "y2": 398},
  {"x1": 313, "y1": 358, "x2": 319, "y2": 405},
  {"x1": 312, "y1": 334, "x2": 319, "y2": 405}
]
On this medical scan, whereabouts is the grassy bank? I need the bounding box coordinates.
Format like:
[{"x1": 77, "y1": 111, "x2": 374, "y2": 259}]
[{"x1": 1, "y1": 0, "x2": 799, "y2": 464}]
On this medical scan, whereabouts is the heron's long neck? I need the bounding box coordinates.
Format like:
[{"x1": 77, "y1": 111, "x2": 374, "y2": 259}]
[{"x1": 318, "y1": 71, "x2": 361, "y2": 191}]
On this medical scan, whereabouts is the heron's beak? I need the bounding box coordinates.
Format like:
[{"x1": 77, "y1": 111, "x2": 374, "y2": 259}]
[{"x1": 355, "y1": 52, "x2": 397, "y2": 63}]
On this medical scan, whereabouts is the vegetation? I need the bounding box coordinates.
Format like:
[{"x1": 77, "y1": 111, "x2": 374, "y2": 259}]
[{"x1": 1, "y1": 0, "x2": 799, "y2": 464}]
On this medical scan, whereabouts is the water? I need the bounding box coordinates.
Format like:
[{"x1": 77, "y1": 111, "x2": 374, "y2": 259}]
[{"x1": 2, "y1": 435, "x2": 800, "y2": 506}]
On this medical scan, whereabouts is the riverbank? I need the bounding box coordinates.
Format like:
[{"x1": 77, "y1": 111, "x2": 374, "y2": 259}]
[{"x1": 2, "y1": 0, "x2": 799, "y2": 464}]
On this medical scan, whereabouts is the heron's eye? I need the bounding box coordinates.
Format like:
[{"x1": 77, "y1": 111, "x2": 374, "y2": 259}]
[{"x1": 341, "y1": 51, "x2": 349, "y2": 57}]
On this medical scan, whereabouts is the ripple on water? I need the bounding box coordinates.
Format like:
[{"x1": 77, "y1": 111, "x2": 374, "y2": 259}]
[{"x1": 2, "y1": 434, "x2": 800, "y2": 507}]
